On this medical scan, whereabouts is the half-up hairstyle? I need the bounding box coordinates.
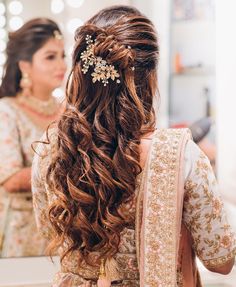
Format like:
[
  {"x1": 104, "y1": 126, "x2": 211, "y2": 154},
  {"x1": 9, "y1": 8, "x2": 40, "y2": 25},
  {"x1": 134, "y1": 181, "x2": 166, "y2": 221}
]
[
  {"x1": 46, "y1": 5, "x2": 159, "y2": 265},
  {"x1": 0, "y1": 18, "x2": 62, "y2": 98}
]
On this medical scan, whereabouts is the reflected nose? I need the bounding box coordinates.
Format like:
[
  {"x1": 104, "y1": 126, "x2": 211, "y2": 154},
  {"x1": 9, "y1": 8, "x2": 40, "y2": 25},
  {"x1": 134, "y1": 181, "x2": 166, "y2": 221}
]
[
  {"x1": 56, "y1": 58, "x2": 67, "y2": 76},
  {"x1": 59, "y1": 57, "x2": 67, "y2": 71}
]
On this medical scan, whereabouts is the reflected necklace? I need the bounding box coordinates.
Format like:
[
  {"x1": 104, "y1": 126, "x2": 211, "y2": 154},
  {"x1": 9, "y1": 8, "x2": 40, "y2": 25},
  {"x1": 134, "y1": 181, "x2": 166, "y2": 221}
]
[{"x1": 17, "y1": 93, "x2": 59, "y2": 117}]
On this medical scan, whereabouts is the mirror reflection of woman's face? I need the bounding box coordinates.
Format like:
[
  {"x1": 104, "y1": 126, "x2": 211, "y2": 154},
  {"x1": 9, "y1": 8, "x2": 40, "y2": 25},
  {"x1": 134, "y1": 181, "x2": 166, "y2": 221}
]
[{"x1": 29, "y1": 37, "x2": 67, "y2": 92}]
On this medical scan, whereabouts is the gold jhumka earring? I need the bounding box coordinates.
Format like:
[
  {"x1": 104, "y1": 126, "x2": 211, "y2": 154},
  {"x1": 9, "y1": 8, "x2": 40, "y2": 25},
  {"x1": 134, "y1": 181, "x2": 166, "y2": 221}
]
[{"x1": 19, "y1": 72, "x2": 32, "y2": 97}]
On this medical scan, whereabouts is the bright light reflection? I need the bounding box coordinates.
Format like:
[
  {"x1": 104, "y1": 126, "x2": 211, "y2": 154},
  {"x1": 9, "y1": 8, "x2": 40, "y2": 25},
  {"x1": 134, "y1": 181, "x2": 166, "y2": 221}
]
[
  {"x1": 0, "y1": 40, "x2": 6, "y2": 52},
  {"x1": 52, "y1": 87, "x2": 65, "y2": 102},
  {"x1": 0, "y1": 16, "x2": 6, "y2": 28},
  {"x1": 9, "y1": 16, "x2": 23, "y2": 31},
  {"x1": 0, "y1": 28, "x2": 6, "y2": 39},
  {"x1": 68, "y1": 45, "x2": 73, "y2": 56},
  {"x1": 0, "y1": 3, "x2": 6, "y2": 15},
  {"x1": 66, "y1": 0, "x2": 84, "y2": 8},
  {"x1": 66, "y1": 18, "x2": 83, "y2": 34},
  {"x1": 0, "y1": 66, "x2": 3, "y2": 84},
  {"x1": 51, "y1": 0, "x2": 64, "y2": 14},
  {"x1": 0, "y1": 53, "x2": 6, "y2": 65},
  {"x1": 8, "y1": 1, "x2": 23, "y2": 15}
]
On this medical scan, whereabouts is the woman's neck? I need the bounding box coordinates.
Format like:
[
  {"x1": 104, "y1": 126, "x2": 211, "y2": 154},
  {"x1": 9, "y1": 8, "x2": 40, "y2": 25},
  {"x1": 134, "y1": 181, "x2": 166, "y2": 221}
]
[{"x1": 31, "y1": 86, "x2": 52, "y2": 101}]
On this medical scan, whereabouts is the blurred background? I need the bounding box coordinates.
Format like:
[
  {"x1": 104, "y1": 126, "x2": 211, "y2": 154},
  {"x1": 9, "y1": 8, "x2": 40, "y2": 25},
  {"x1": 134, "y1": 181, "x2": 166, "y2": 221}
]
[{"x1": 0, "y1": 0, "x2": 235, "y2": 286}]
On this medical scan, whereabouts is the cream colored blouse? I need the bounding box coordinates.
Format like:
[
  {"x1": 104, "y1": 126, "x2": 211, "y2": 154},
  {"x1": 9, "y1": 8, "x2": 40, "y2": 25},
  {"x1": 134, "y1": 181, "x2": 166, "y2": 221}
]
[{"x1": 0, "y1": 97, "x2": 45, "y2": 257}]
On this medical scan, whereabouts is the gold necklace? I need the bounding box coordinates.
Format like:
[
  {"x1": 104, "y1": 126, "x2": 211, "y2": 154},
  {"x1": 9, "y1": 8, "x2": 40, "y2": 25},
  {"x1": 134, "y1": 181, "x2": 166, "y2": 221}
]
[{"x1": 17, "y1": 93, "x2": 59, "y2": 116}]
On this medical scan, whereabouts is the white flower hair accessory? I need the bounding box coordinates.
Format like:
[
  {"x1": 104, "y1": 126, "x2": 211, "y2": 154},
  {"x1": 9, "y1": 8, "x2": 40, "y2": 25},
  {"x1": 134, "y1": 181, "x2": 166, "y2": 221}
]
[{"x1": 80, "y1": 35, "x2": 120, "y2": 86}]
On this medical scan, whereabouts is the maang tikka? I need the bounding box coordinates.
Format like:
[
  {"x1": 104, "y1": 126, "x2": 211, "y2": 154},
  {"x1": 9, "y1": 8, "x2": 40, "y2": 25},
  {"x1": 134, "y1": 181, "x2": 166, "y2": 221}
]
[{"x1": 80, "y1": 35, "x2": 120, "y2": 86}]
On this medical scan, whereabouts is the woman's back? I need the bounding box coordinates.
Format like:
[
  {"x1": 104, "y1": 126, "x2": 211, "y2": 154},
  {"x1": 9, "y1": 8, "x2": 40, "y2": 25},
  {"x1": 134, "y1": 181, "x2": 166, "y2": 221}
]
[{"x1": 32, "y1": 127, "x2": 235, "y2": 286}]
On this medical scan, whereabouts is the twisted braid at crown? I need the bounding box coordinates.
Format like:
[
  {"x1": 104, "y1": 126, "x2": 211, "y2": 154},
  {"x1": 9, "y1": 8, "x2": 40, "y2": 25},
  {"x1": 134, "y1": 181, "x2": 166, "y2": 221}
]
[{"x1": 46, "y1": 5, "x2": 159, "y2": 266}]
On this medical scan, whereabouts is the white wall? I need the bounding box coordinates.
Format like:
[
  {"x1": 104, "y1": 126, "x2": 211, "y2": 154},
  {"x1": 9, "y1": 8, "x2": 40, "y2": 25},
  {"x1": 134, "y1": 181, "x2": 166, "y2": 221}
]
[
  {"x1": 216, "y1": 0, "x2": 236, "y2": 203},
  {"x1": 170, "y1": 19, "x2": 215, "y2": 125}
]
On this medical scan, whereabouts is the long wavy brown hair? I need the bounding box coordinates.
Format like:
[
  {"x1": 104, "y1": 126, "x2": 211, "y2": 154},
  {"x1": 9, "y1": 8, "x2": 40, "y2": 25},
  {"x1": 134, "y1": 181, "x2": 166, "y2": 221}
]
[{"x1": 46, "y1": 5, "x2": 159, "y2": 265}]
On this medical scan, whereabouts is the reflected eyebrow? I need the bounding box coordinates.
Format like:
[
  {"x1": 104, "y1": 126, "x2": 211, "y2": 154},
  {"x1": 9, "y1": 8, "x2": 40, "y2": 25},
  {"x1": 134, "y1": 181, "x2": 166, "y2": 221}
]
[
  {"x1": 43, "y1": 50, "x2": 65, "y2": 55},
  {"x1": 44, "y1": 50, "x2": 58, "y2": 54}
]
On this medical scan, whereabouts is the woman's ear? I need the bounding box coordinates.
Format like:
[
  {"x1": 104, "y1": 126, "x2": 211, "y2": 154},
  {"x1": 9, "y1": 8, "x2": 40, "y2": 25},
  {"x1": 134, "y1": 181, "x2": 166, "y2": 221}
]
[{"x1": 18, "y1": 60, "x2": 31, "y2": 75}]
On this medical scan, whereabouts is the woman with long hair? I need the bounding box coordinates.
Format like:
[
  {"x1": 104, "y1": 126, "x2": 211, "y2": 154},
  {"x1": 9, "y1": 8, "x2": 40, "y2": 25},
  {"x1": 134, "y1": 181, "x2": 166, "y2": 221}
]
[
  {"x1": 0, "y1": 18, "x2": 66, "y2": 257},
  {"x1": 32, "y1": 5, "x2": 235, "y2": 286}
]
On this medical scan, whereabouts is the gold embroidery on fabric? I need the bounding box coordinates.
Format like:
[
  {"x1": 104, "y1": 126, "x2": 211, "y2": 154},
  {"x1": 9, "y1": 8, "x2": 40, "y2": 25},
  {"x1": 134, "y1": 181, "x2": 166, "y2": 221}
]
[
  {"x1": 203, "y1": 247, "x2": 236, "y2": 267},
  {"x1": 142, "y1": 129, "x2": 188, "y2": 286},
  {"x1": 184, "y1": 150, "x2": 236, "y2": 266},
  {"x1": 35, "y1": 128, "x2": 191, "y2": 286}
]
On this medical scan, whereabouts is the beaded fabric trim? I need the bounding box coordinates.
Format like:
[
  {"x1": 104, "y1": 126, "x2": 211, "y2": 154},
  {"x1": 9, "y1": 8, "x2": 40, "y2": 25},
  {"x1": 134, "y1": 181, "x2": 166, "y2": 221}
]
[{"x1": 138, "y1": 128, "x2": 191, "y2": 287}]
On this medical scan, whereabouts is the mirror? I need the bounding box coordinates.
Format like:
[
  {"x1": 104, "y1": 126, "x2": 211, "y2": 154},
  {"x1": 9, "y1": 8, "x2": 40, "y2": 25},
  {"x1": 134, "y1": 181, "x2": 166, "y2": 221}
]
[
  {"x1": 0, "y1": 0, "x2": 235, "y2": 286},
  {"x1": 0, "y1": 0, "x2": 74, "y2": 259},
  {"x1": 0, "y1": 0, "x2": 131, "y2": 260}
]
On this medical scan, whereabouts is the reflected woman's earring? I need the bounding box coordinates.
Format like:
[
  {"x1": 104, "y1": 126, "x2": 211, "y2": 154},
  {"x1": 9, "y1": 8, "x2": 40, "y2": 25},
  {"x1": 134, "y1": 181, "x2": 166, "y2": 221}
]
[{"x1": 20, "y1": 72, "x2": 32, "y2": 97}]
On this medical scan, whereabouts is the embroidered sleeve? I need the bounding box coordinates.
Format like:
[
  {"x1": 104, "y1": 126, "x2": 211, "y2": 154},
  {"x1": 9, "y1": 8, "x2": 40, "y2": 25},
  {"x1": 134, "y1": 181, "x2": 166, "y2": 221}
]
[
  {"x1": 183, "y1": 140, "x2": 236, "y2": 267},
  {"x1": 0, "y1": 103, "x2": 23, "y2": 184},
  {"x1": 31, "y1": 135, "x2": 52, "y2": 239}
]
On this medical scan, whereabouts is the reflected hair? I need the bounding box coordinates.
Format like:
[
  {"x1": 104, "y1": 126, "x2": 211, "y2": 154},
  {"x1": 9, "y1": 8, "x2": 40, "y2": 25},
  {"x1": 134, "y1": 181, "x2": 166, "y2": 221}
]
[
  {"x1": 46, "y1": 5, "x2": 159, "y2": 265},
  {"x1": 0, "y1": 18, "x2": 61, "y2": 98}
]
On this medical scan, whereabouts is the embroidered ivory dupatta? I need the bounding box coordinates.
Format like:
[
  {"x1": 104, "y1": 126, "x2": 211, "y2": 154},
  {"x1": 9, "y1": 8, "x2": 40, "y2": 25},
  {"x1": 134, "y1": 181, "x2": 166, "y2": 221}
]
[{"x1": 135, "y1": 128, "x2": 195, "y2": 287}]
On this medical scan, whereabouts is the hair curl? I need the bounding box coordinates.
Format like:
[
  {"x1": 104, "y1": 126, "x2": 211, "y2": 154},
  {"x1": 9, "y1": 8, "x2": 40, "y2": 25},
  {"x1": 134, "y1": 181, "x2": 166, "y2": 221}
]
[{"x1": 46, "y1": 5, "x2": 159, "y2": 265}]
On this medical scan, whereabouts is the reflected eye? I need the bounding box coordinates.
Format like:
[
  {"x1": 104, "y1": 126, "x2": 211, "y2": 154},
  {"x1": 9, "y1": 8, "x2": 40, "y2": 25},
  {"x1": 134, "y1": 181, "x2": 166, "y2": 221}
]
[{"x1": 46, "y1": 54, "x2": 56, "y2": 60}]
